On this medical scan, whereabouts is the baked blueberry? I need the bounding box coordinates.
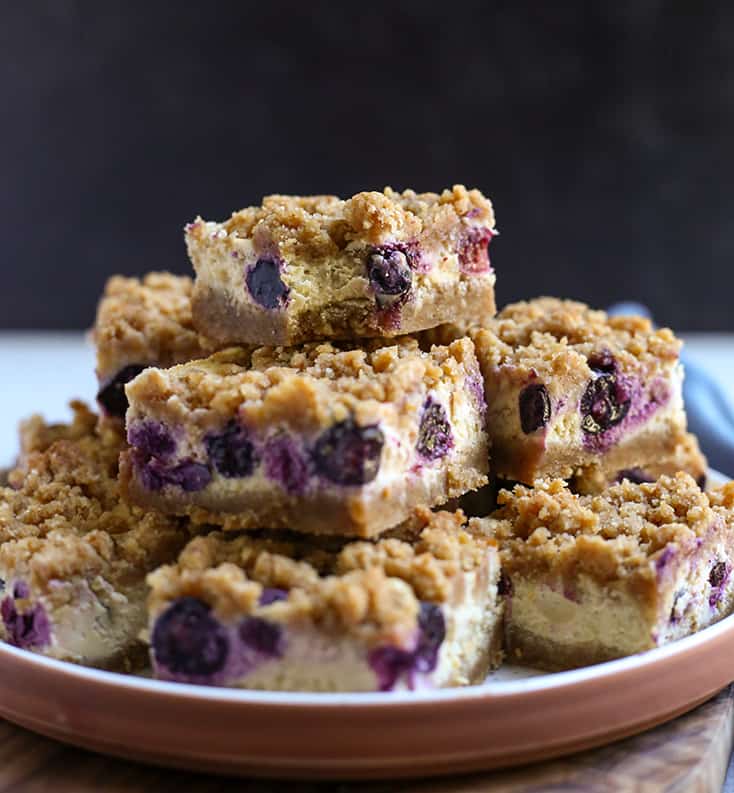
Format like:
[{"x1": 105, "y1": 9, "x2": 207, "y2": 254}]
[
  {"x1": 258, "y1": 588, "x2": 288, "y2": 606},
  {"x1": 587, "y1": 351, "x2": 617, "y2": 374},
  {"x1": 239, "y1": 617, "x2": 284, "y2": 658},
  {"x1": 416, "y1": 398, "x2": 453, "y2": 460},
  {"x1": 367, "y1": 645, "x2": 414, "y2": 692},
  {"x1": 1, "y1": 597, "x2": 51, "y2": 649},
  {"x1": 312, "y1": 419, "x2": 383, "y2": 486},
  {"x1": 580, "y1": 375, "x2": 630, "y2": 434},
  {"x1": 710, "y1": 562, "x2": 729, "y2": 590},
  {"x1": 518, "y1": 383, "x2": 551, "y2": 434},
  {"x1": 152, "y1": 597, "x2": 229, "y2": 676},
  {"x1": 96, "y1": 364, "x2": 146, "y2": 418},
  {"x1": 167, "y1": 461, "x2": 212, "y2": 492},
  {"x1": 205, "y1": 421, "x2": 258, "y2": 479},
  {"x1": 457, "y1": 227, "x2": 493, "y2": 273},
  {"x1": 263, "y1": 434, "x2": 309, "y2": 494},
  {"x1": 245, "y1": 258, "x2": 290, "y2": 310},
  {"x1": 128, "y1": 420, "x2": 177, "y2": 459},
  {"x1": 413, "y1": 602, "x2": 445, "y2": 673},
  {"x1": 367, "y1": 246, "x2": 413, "y2": 309}
]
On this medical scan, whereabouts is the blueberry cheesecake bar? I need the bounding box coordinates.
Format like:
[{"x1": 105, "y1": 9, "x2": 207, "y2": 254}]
[
  {"x1": 483, "y1": 474, "x2": 734, "y2": 670},
  {"x1": 469, "y1": 298, "x2": 687, "y2": 484},
  {"x1": 146, "y1": 509, "x2": 503, "y2": 691},
  {"x1": 0, "y1": 407, "x2": 190, "y2": 669},
  {"x1": 186, "y1": 185, "x2": 497, "y2": 346},
  {"x1": 92, "y1": 273, "x2": 217, "y2": 419},
  {"x1": 120, "y1": 337, "x2": 489, "y2": 538}
]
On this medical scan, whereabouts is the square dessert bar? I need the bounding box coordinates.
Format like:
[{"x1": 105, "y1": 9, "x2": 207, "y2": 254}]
[
  {"x1": 92, "y1": 273, "x2": 216, "y2": 419},
  {"x1": 470, "y1": 297, "x2": 688, "y2": 484},
  {"x1": 482, "y1": 474, "x2": 734, "y2": 670},
  {"x1": 0, "y1": 404, "x2": 190, "y2": 669},
  {"x1": 120, "y1": 337, "x2": 489, "y2": 538},
  {"x1": 186, "y1": 185, "x2": 497, "y2": 347},
  {"x1": 145, "y1": 509, "x2": 503, "y2": 691}
]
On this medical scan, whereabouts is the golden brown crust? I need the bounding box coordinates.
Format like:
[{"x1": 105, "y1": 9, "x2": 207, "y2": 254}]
[
  {"x1": 480, "y1": 474, "x2": 722, "y2": 590},
  {"x1": 92, "y1": 272, "x2": 217, "y2": 380},
  {"x1": 147, "y1": 509, "x2": 496, "y2": 645},
  {"x1": 0, "y1": 406, "x2": 189, "y2": 603},
  {"x1": 186, "y1": 185, "x2": 495, "y2": 258}
]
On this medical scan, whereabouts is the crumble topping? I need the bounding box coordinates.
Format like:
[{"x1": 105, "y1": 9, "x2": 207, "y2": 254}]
[
  {"x1": 147, "y1": 508, "x2": 495, "y2": 644},
  {"x1": 482, "y1": 474, "x2": 722, "y2": 585},
  {"x1": 0, "y1": 406, "x2": 189, "y2": 600},
  {"x1": 186, "y1": 185, "x2": 496, "y2": 258},
  {"x1": 472, "y1": 297, "x2": 681, "y2": 378},
  {"x1": 92, "y1": 273, "x2": 216, "y2": 378},
  {"x1": 126, "y1": 337, "x2": 479, "y2": 429}
]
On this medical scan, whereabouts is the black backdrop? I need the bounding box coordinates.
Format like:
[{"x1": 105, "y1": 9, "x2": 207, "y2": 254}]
[{"x1": 2, "y1": 2, "x2": 732, "y2": 330}]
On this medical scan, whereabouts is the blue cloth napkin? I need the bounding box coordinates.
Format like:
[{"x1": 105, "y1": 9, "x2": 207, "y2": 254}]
[{"x1": 608, "y1": 302, "x2": 734, "y2": 478}]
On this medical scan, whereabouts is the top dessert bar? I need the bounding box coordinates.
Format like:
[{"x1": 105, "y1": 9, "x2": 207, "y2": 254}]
[
  {"x1": 0, "y1": 403, "x2": 190, "y2": 669},
  {"x1": 426, "y1": 297, "x2": 688, "y2": 483},
  {"x1": 483, "y1": 474, "x2": 734, "y2": 669},
  {"x1": 92, "y1": 273, "x2": 217, "y2": 418},
  {"x1": 145, "y1": 508, "x2": 503, "y2": 691},
  {"x1": 186, "y1": 185, "x2": 497, "y2": 346},
  {"x1": 120, "y1": 337, "x2": 489, "y2": 538}
]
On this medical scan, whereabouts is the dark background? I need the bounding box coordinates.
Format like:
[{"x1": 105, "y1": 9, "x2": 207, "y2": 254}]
[{"x1": 2, "y1": 2, "x2": 732, "y2": 331}]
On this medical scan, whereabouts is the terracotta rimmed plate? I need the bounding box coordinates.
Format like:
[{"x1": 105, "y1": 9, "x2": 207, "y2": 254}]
[{"x1": 0, "y1": 471, "x2": 730, "y2": 781}]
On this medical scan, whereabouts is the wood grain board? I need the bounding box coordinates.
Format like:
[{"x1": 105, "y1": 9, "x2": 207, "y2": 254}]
[{"x1": 0, "y1": 687, "x2": 730, "y2": 792}]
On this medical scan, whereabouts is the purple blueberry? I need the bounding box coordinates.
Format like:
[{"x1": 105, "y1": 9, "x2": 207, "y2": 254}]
[
  {"x1": 205, "y1": 421, "x2": 258, "y2": 479},
  {"x1": 617, "y1": 468, "x2": 653, "y2": 485},
  {"x1": 416, "y1": 398, "x2": 453, "y2": 460},
  {"x1": 413, "y1": 602, "x2": 445, "y2": 673},
  {"x1": 497, "y1": 571, "x2": 513, "y2": 597},
  {"x1": 96, "y1": 364, "x2": 146, "y2": 418},
  {"x1": 135, "y1": 455, "x2": 211, "y2": 493},
  {"x1": 458, "y1": 227, "x2": 493, "y2": 274},
  {"x1": 239, "y1": 617, "x2": 284, "y2": 658},
  {"x1": 312, "y1": 418, "x2": 383, "y2": 486},
  {"x1": 580, "y1": 374, "x2": 630, "y2": 434},
  {"x1": 519, "y1": 383, "x2": 551, "y2": 434},
  {"x1": 245, "y1": 257, "x2": 290, "y2": 310},
  {"x1": 588, "y1": 351, "x2": 616, "y2": 374},
  {"x1": 152, "y1": 597, "x2": 229, "y2": 676},
  {"x1": 259, "y1": 588, "x2": 288, "y2": 606},
  {"x1": 12, "y1": 581, "x2": 29, "y2": 599},
  {"x1": 367, "y1": 645, "x2": 414, "y2": 692},
  {"x1": 263, "y1": 435, "x2": 309, "y2": 494},
  {"x1": 367, "y1": 246, "x2": 413, "y2": 309},
  {"x1": 1, "y1": 596, "x2": 51, "y2": 650},
  {"x1": 710, "y1": 562, "x2": 729, "y2": 589},
  {"x1": 128, "y1": 420, "x2": 177, "y2": 459}
]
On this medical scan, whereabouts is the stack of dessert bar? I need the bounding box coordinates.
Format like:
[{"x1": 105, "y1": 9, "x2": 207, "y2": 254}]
[{"x1": 1, "y1": 185, "x2": 732, "y2": 689}]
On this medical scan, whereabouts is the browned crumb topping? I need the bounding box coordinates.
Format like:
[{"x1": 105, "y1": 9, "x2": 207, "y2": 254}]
[
  {"x1": 472, "y1": 297, "x2": 681, "y2": 378},
  {"x1": 186, "y1": 185, "x2": 495, "y2": 258},
  {"x1": 0, "y1": 406, "x2": 189, "y2": 597},
  {"x1": 92, "y1": 272, "x2": 216, "y2": 378},
  {"x1": 482, "y1": 474, "x2": 720, "y2": 585},
  {"x1": 147, "y1": 508, "x2": 495, "y2": 645},
  {"x1": 126, "y1": 336, "x2": 478, "y2": 430},
  {"x1": 14, "y1": 400, "x2": 98, "y2": 475}
]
